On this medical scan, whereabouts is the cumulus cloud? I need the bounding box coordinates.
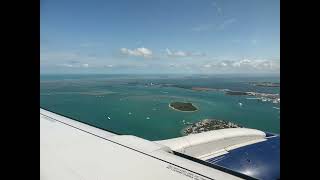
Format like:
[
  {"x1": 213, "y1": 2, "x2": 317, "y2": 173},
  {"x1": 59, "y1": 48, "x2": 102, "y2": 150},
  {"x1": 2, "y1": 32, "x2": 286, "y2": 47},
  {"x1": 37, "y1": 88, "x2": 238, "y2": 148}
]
[
  {"x1": 120, "y1": 47, "x2": 153, "y2": 58},
  {"x1": 59, "y1": 63, "x2": 89, "y2": 68},
  {"x1": 231, "y1": 59, "x2": 279, "y2": 70},
  {"x1": 82, "y1": 63, "x2": 89, "y2": 68},
  {"x1": 60, "y1": 63, "x2": 75, "y2": 68},
  {"x1": 166, "y1": 48, "x2": 188, "y2": 57},
  {"x1": 231, "y1": 59, "x2": 251, "y2": 67},
  {"x1": 105, "y1": 64, "x2": 113, "y2": 68},
  {"x1": 165, "y1": 48, "x2": 206, "y2": 58},
  {"x1": 201, "y1": 59, "x2": 279, "y2": 72}
]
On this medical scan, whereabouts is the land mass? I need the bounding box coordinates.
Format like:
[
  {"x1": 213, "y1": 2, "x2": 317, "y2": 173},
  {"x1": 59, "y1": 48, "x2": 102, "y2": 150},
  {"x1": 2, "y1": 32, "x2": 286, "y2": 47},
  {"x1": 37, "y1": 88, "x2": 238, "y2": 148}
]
[
  {"x1": 154, "y1": 82, "x2": 280, "y2": 104},
  {"x1": 182, "y1": 119, "x2": 242, "y2": 135},
  {"x1": 169, "y1": 102, "x2": 198, "y2": 112},
  {"x1": 250, "y1": 82, "x2": 280, "y2": 87},
  {"x1": 224, "y1": 90, "x2": 249, "y2": 96}
]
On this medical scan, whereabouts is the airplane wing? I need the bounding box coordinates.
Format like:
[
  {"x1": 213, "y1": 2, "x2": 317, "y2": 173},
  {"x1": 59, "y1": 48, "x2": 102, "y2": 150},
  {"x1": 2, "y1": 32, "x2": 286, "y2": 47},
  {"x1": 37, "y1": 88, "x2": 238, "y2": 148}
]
[{"x1": 40, "y1": 108, "x2": 279, "y2": 180}]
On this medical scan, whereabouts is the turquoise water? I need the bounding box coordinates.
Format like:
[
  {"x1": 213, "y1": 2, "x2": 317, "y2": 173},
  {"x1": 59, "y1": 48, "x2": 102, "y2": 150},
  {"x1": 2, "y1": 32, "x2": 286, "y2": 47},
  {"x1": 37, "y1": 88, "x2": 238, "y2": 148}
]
[{"x1": 40, "y1": 74, "x2": 280, "y2": 141}]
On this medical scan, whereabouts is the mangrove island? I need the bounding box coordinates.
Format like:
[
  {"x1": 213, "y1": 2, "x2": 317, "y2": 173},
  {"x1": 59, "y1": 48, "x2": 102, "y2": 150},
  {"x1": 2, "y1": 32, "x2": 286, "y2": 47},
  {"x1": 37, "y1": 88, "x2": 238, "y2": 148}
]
[{"x1": 169, "y1": 102, "x2": 198, "y2": 112}]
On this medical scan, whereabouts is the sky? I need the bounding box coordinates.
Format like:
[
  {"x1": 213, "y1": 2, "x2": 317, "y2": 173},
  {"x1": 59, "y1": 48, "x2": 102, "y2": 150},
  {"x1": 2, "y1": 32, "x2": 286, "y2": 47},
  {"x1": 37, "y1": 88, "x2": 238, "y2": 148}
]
[{"x1": 40, "y1": 0, "x2": 280, "y2": 74}]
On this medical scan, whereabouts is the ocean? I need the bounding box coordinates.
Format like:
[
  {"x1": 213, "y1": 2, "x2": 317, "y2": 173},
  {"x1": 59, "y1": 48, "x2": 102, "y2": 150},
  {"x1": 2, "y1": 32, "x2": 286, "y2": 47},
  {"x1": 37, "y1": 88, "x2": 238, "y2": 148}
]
[{"x1": 40, "y1": 74, "x2": 280, "y2": 141}]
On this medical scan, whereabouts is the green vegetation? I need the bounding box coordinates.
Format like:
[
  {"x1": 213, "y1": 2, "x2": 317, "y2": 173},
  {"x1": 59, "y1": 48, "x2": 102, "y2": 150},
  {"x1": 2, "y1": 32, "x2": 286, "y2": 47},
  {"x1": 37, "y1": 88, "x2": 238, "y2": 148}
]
[
  {"x1": 225, "y1": 91, "x2": 249, "y2": 95},
  {"x1": 169, "y1": 102, "x2": 198, "y2": 112},
  {"x1": 183, "y1": 119, "x2": 242, "y2": 135}
]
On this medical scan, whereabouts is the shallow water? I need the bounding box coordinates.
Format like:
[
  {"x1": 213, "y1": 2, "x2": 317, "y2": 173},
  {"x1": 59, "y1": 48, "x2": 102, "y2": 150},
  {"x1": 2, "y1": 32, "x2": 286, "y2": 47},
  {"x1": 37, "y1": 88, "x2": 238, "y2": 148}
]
[{"x1": 40, "y1": 74, "x2": 280, "y2": 140}]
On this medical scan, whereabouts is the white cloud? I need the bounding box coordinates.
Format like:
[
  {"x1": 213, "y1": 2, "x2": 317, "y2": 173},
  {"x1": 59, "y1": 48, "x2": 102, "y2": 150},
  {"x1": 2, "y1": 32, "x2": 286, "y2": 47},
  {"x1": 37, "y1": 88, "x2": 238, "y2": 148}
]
[
  {"x1": 220, "y1": 62, "x2": 227, "y2": 67},
  {"x1": 232, "y1": 61, "x2": 241, "y2": 67},
  {"x1": 120, "y1": 47, "x2": 153, "y2": 58},
  {"x1": 240, "y1": 59, "x2": 251, "y2": 64},
  {"x1": 169, "y1": 63, "x2": 177, "y2": 67},
  {"x1": 82, "y1": 63, "x2": 89, "y2": 68},
  {"x1": 59, "y1": 63, "x2": 89, "y2": 68},
  {"x1": 203, "y1": 59, "x2": 279, "y2": 72},
  {"x1": 60, "y1": 63, "x2": 75, "y2": 68},
  {"x1": 166, "y1": 48, "x2": 205, "y2": 58},
  {"x1": 166, "y1": 48, "x2": 187, "y2": 57}
]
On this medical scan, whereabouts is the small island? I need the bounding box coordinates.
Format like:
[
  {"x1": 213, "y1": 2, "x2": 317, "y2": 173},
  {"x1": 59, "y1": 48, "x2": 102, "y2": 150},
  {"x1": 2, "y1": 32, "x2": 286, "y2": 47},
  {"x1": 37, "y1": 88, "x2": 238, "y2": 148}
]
[
  {"x1": 191, "y1": 87, "x2": 213, "y2": 91},
  {"x1": 225, "y1": 90, "x2": 249, "y2": 96},
  {"x1": 169, "y1": 102, "x2": 198, "y2": 112},
  {"x1": 182, "y1": 119, "x2": 242, "y2": 135}
]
